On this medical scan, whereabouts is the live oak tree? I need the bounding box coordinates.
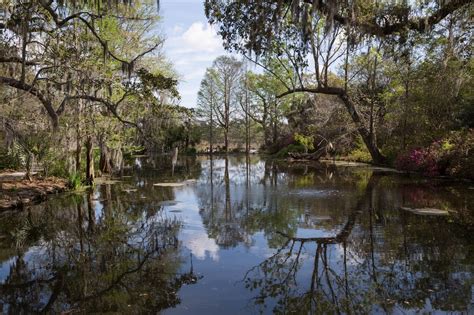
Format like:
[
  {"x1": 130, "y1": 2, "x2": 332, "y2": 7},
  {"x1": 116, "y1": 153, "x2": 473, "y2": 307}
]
[
  {"x1": 0, "y1": 0, "x2": 181, "y2": 182},
  {"x1": 204, "y1": 0, "x2": 473, "y2": 164}
]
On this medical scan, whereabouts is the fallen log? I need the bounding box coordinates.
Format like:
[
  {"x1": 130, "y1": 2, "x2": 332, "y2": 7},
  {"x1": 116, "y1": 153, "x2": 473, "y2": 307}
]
[{"x1": 288, "y1": 147, "x2": 326, "y2": 160}]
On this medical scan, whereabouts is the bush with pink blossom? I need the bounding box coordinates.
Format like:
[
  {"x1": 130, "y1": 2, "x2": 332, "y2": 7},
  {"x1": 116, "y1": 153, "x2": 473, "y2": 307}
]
[
  {"x1": 395, "y1": 147, "x2": 440, "y2": 176},
  {"x1": 395, "y1": 129, "x2": 474, "y2": 179}
]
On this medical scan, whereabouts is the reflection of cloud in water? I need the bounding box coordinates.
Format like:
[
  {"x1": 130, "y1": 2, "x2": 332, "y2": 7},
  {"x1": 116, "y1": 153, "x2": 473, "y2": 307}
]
[
  {"x1": 166, "y1": 189, "x2": 220, "y2": 262},
  {"x1": 182, "y1": 231, "x2": 220, "y2": 261}
]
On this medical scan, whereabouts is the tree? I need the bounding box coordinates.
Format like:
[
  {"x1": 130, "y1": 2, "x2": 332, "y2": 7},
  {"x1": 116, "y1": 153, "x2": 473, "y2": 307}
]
[
  {"x1": 205, "y1": 0, "x2": 473, "y2": 164},
  {"x1": 0, "y1": 0, "x2": 181, "y2": 182},
  {"x1": 244, "y1": 67, "x2": 287, "y2": 149},
  {"x1": 198, "y1": 56, "x2": 243, "y2": 153},
  {"x1": 197, "y1": 68, "x2": 219, "y2": 154}
]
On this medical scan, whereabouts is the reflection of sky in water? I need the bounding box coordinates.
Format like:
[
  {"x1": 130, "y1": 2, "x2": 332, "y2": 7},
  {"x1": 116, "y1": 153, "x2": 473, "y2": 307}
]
[
  {"x1": 162, "y1": 157, "x2": 474, "y2": 314},
  {"x1": 164, "y1": 187, "x2": 220, "y2": 261},
  {"x1": 134, "y1": 158, "x2": 142, "y2": 168},
  {"x1": 0, "y1": 256, "x2": 16, "y2": 284},
  {"x1": 1, "y1": 156, "x2": 474, "y2": 314}
]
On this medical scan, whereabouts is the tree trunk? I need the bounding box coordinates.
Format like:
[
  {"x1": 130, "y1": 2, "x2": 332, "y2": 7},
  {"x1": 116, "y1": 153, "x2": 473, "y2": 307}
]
[
  {"x1": 263, "y1": 126, "x2": 271, "y2": 149},
  {"x1": 111, "y1": 148, "x2": 123, "y2": 174},
  {"x1": 99, "y1": 137, "x2": 112, "y2": 174},
  {"x1": 262, "y1": 107, "x2": 270, "y2": 149},
  {"x1": 245, "y1": 79, "x2": 250, "y2": 154},
  {"x1": 171, "y1": 146, "x2": 178, "y2": 176},
  {"x1": 25, "y1": 152, "x2": 33, "y2": 181},
  {"x1": 279, "y1": 86, "x2": 387, "y2": 164},
  {"x1": 224, "y1": 156, "x2": 231, "y2": 220},
  {"x1": 224, "y1": 129, "x2": 229, "y2": 153},
  {"x1": 272, "y1": 101, "x2": 278, "y2": 146},
  {"x1": 209, "y1": 110, "x2": 214, "y2": 155},
  {"x1": 75, "y1": 140, "x2": 82, "y2": 174},
  {"x1": 85, "y1": 136, "x2": 94, "y2": 185},
  {"x1": 339, "y1": 93, "x2": 386, "y2": 165},
  {"x1": 75, "y1": 104, "x2": 82, "y2": 174}
]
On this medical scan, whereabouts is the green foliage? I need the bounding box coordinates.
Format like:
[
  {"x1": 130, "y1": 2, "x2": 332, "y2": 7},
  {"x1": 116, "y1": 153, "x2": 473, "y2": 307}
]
[
  {"x1": 443, "y1": 130, "x2": 474, "y2": 179},
  {"x1": 395, "y1": 130, "x2": 474, "y2": 179},
  {"x1": 348, "y1": 147, "x2": 372, "y2": 163},
  {"x1": 293, "y1": 133, "x2": 314, "y2": 153},
  {"x1": 43, "y1": 158, "x2": 69, "y2": 178},
  {"x1": 41, "y1": 147, "x2": 71, "y2": 178},
  {"x1": 136, "y1": 68, "x2": 179, "y2": 99},
  {"x1": 67, "y1": 173, "x2": 83, "y2": 190},
  {"x1": 0, "y1": 146, "x2": 21, "y2": 170},
  {"x1": 347, "y1": 137, "x2": 372, "y2": 163},
  {"x1": 123, "y1": 146, "x2": 145, "y2": 159}
]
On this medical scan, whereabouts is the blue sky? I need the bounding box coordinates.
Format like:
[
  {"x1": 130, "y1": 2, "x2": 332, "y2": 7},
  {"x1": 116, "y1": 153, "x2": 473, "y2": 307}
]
[{"x1": 159, "y1": 0, "x2": 226, "y2": 108}]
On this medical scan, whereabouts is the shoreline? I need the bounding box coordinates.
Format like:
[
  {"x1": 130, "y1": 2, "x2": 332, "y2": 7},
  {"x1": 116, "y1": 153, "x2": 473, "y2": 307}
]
[{"x1": 0, "y1": 175, "x2": 69, "y2": 210}]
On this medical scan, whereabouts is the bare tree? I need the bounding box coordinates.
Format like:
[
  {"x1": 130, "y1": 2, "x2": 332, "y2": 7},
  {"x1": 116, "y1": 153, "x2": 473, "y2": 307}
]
[{"x1": 206, "y1": 56, "x2": 243, "y2": 153}]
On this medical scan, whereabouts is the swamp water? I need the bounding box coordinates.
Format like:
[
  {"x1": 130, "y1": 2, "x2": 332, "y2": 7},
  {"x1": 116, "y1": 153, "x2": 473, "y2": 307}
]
[{"x1": 0, "y1": 155, "x2": 473, "y2": 314}]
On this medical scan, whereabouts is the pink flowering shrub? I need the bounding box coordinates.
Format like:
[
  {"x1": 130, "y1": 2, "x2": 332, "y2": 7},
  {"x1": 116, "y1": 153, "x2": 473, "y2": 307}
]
[
  {"x1": 395, "y1": 147, "x2": 440, "y2": 176},
  {"x1": 395, "y1": 129, "x2": 474, "y2": 178}
]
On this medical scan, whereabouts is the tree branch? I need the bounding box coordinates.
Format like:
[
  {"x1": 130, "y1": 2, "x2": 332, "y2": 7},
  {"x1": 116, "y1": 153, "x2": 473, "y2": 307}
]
[
  {"x1": 302, "y1": 0, "x2": 472, "y2": 36},
  {"x1": 277, "y1": 86, "x2": 344, "y2": 99},
  {"x1": 63, "y1": 94, "x2": 141, "y2": 131},
  {"x1": 0, "y1": 76, "x2": 59, "y2": 127},
  {"x1": 0, "y1": 56, "x2": 39, "y2": 66}
]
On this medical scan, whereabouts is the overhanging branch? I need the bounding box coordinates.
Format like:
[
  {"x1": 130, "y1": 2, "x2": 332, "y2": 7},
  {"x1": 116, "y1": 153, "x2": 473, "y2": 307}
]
[
  {"x1": 277, "y1": 86, "x2": 344, "y2": 98},
  {"x1": 302, "y1": 0, "x2": 472, "y2": 36},
  {"x1": 0, "y1": 76, "x2": 59, "y2": 127},
  {"x1": 62, "y1": 94, "x2": 141, "y2": 132}
]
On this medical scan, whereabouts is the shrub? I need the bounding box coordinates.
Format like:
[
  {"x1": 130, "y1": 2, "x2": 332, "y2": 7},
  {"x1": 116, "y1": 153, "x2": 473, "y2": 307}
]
[
  {"x1": 294, "y1": 133, "x2": 314, "y2": 153},
  {"x1": 42, "y1": 149, "x2": 70, "y2": 178},
  {"x1": 395, "y1": 147, "x2": 440, "y2": 176},
  {"x1": 0, "y1": 147, "x2": 21, "y2": 170},
  {"x1": 347, "y1": 137, "x2": 372, "y2": 163},
  {"x1": 348, "y1": 147, "x2": 372, "y2": 163},
  {"x1": 395, "y1": 129, "x2": 474, "y2": 178},
  {"x1": 443, "y1": 129, "x2": 474, "y2": 179},
  {"x1": 67, "y1": 173, "x2": 82, "y2": 190}
]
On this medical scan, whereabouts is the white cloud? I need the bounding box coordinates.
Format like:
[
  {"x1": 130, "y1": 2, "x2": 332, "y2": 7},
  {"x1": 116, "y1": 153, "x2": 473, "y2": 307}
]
[
  {"x1": 184, "y1": 68, "x2": 209, "y2": 81},
  {"x1": 166, "y1": 22, "x2": 224, "y2": 56},
  {"x1": 184, "y1": 231, "x2": 220, "y2": 261},
  {"x1": 180, "y1": 22, "x2": 222, "y2": 53},
  {"x1": 163, "y1": 21, "x2": 227, "y2": 107}
]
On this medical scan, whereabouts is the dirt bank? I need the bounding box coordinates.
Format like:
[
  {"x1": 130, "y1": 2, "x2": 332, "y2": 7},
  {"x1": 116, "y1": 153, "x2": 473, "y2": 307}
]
[{"x1": 0, "y1": 174, "x2": 68, "y2": 210}]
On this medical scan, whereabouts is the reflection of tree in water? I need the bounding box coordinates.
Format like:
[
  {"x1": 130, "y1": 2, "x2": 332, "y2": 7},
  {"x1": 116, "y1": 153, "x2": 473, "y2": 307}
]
[
  {"x1": 197, "y1": 155, "x2": 309, "y2": 248},
  {"x1": 198, "y1": 156, "x2": 252, "y2": 248},
  {"x1": 0, "y1": 188, "x2": 197, "y2": 313},
  {"x1": 196, "y1": 157, "x2": 377, "y2": 249},
  {"x1": 129, "y1": 154, "x2": 202, "y2": 181},
  {"x1": 243, "y1": 174, "x2": 474, "y2": 314}
]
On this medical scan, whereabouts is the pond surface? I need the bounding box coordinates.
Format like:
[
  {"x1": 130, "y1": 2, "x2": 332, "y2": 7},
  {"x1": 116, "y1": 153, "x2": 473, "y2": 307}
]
[{"x1": 1, "y1": 155, "x2": 473, "y2": 314}]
